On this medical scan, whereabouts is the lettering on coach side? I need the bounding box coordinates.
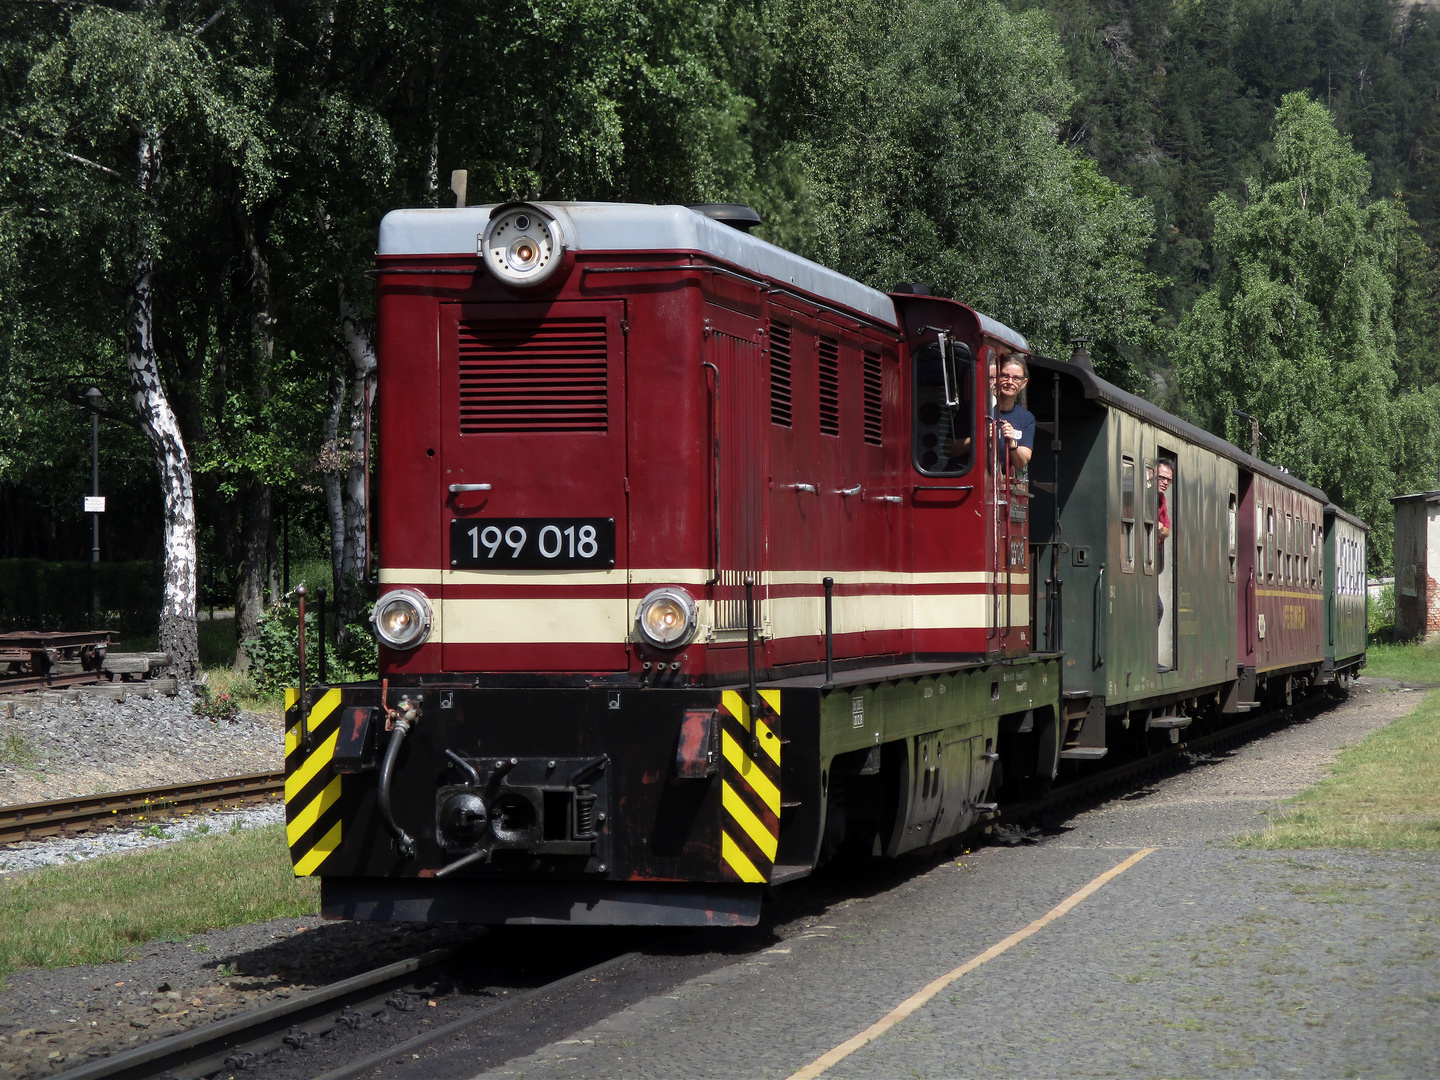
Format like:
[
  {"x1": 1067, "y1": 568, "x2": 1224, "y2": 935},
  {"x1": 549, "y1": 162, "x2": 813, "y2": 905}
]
[{"x1": 1282, "y1": 604, "x2": 1306, "y2": 630}]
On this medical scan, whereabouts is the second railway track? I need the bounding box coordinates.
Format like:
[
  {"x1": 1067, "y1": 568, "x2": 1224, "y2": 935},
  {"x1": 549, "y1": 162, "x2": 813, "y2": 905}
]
[{"x1": 0, "y1": 772, "x2": 285, "y2": 845}]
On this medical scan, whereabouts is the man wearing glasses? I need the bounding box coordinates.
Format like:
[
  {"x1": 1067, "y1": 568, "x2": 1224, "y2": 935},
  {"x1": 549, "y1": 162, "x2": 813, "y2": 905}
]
[{"x1": 991, "y1": 356, "x2": 1035, "y2": 472}]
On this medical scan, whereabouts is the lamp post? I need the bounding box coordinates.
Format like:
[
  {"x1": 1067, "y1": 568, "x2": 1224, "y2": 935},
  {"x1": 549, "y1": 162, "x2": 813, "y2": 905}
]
[
  {"x1": 85, "y1": 387, "x2": 102, "y2": 563},
  {"x1": 1233, "y1": 409, "x2": 1260, "y2": 458}
]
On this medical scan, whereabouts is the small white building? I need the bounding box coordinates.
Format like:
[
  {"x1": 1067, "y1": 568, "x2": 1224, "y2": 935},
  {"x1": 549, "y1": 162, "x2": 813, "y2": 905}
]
[{"x1": 1390, "y1": 491, "x2": 1440, "y2": 641}]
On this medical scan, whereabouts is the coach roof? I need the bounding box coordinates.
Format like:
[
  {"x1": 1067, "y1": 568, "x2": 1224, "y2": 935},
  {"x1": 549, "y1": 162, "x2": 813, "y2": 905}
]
[
  {"x1": 378, "y1": 201, "x2": 902, "y2": 329},
  {"x1": 1029, "y1": 353, "x2": 1331, "y2": 503}
]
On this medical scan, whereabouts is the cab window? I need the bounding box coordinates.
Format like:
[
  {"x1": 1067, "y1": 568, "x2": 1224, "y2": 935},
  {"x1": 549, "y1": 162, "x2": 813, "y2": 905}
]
[{"x1": 912, "y1": 337, "x2": 974, "y2": 476}]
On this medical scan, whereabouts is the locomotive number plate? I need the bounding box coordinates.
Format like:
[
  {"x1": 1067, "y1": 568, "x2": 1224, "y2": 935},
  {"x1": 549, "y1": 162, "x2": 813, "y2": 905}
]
[{"x1": 450, "y1": 518, "x2": 616, "y2": 569}]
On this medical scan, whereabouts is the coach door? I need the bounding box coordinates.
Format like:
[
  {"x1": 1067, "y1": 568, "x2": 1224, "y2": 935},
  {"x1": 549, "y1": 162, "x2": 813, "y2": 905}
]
[
  {"x1": 437, "y1": 301, "x2": 629, "y2": 671},
  {"x1": 704, "y1": 306, "x2": 768, "y2": 644}
]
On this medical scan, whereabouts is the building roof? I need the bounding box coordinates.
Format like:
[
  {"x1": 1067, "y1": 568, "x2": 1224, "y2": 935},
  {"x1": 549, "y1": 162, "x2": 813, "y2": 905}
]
[{"x1": 1389, "y1": 491, "x2": 1440, "y2": 505}]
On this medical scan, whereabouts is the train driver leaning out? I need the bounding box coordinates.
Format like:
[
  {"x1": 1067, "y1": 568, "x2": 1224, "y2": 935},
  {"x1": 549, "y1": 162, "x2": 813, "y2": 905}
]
[{"x1": 991, "y1": 355, "x2": 1035, "y2": 472}]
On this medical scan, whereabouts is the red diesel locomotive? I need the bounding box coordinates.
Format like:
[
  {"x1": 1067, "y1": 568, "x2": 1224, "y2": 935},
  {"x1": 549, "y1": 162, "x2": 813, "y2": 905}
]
[{"x1": 283, "y1": 201, "x2": 1361, "y2": 926}]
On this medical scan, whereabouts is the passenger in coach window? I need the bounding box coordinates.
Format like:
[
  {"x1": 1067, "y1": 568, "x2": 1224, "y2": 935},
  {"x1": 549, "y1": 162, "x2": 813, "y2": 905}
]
[
  {"x1": 990, "y1": 356, "x2": 1034, "y2": 472},
  {"x1": 1157, "y1": 461, "x2": 1173, "y2": 546}
]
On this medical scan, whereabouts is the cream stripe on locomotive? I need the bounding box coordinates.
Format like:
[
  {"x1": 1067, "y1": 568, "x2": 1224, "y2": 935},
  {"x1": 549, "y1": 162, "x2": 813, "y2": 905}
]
[
  {"x1": 283, "y1": 688, "x2": 346, "y2": 878},
  {"x1": 381, "y1": 567, "x2": 1029, "y2": 587},
  {"x1": 718, "y1": 689, "x2": 782, "y2": 884},
  {"x1": 427, "y1": 591, "x2": 1030, "y2": 645}
]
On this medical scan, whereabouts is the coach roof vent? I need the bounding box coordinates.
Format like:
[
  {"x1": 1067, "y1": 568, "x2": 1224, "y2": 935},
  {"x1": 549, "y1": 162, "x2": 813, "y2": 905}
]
[{"x1": 687, "y1": 203, "x2": 762, "y2": 233}]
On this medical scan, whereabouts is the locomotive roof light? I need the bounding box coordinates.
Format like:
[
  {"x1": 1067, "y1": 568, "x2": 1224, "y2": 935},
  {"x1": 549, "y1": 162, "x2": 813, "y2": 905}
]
[
  {"x1": 372, "y1": 588, "x2": 433, "y2": 650},
  {"x1": 636, "y1": 587, "x2": 698, "y2": 649},
  {"x1": 480, "y1": 203, "x2": 565, "y2": 287}
]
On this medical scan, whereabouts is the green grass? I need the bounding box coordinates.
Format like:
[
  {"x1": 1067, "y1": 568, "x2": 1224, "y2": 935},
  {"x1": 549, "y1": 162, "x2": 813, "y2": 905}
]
[
  {"x1": 1238, "y1": 689, "x2": 1440, "y2": 850},
  {"x1": 0, "y1": 825, "x2": 317, "y2": 979},
  {"x1": 1361, "y1": 640, "x2": 1440, "y2": 684}
]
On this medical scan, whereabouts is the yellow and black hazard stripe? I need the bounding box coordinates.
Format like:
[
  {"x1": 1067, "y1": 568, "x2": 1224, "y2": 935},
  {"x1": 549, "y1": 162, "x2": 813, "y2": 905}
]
[
  {"x1": 284, "y1": 688, "x2": 345, "y2": 877},
  {"x1": 718, "y1": 689, "x2": 781, "y2": 884}
]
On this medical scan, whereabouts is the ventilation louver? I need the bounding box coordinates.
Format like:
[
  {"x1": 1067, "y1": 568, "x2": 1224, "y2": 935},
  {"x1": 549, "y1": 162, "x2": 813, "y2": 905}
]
[
  {"x1": 458, "y1": 317, "x2": 607, "y2": 433},
  {"x1": 770, "y1": 323, "x2": 793, "y2": 427},
  {"x1": 819, "y1": 337, "x2": 840, "y2": 437},
  {"x1": 863, "y1": 352, "x2": 882, "y2": 445}
]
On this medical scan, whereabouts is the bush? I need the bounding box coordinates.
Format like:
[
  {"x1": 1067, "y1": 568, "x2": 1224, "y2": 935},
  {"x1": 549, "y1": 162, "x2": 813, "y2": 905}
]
[
  {"x1": 192, "y1": 683, "x2": 240, "y2": 725},
  {"x1": 1368, "y1": 582, "x2": 1396, "y2": 639},
  {"x1": 248, "y1": 599, "x2": 377, "y2": 693}
]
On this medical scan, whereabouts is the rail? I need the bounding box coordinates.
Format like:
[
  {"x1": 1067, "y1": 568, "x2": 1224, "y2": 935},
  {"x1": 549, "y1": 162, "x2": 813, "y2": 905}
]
[{"x1": 0, "y1": 772, "x2": 285, "y2": 845}]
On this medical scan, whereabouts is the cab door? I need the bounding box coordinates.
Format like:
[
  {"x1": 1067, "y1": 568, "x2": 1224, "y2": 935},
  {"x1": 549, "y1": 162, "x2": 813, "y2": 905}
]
[{"x1": 438, "y1": 300, "x2": 629, "y2": 671}]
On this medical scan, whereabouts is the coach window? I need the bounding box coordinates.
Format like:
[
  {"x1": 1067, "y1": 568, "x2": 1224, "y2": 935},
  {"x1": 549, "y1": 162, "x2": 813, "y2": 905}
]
[
  {"x1": 1121, "y1": 456, "x2": 1136, "y2": 572},
  {"x1": 1142, "y1": 459, "x2": 1157, "y2": 575},
  {"x1": 912, "y1": 336, "x2": 974, "y2": 475},
  {"x1": 1266, "y1": 507, "x2": 1276, "y2": 581},
  {"x1": 1228, "y1": 493, "x2": 1237, "y2": 581},
  {"x1": 1288, "y1": 513, "x2": 1296, "y2": 582}
]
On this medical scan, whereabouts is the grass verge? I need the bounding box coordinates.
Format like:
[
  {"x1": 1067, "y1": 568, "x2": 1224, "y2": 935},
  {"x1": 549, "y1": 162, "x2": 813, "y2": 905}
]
[
  {"x1": 0, "y1": 824, "x2": 317, "y2": 980},
  {"x1": 1363, "y1": 639, "x2": 1440, "y2": 684},
  {"x1": 1238, "y1": 689, "x2": 1440, "y2": 850}
]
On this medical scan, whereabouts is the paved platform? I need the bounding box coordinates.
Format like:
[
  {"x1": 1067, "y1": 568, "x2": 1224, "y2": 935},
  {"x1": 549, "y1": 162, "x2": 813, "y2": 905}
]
[{"x1": 453, "y1": 685, "x2": 1439, "y2": 1080}]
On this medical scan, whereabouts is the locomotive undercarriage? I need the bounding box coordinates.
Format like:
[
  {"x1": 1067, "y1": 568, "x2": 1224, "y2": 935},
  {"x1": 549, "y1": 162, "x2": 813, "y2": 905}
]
[{"x1": 284, "y1": 658, "x2": 1065, "y2": 926}]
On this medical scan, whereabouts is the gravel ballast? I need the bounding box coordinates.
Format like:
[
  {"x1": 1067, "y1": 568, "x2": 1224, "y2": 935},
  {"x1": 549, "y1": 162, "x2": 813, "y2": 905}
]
[{"x1": 0, "y1": 688, "x2": 282, "y2": 807}]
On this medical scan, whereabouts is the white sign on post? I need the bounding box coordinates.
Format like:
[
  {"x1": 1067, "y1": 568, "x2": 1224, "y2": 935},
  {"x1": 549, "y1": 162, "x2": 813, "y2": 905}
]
[{"x1": 84, "y1": 496, "x2": 106, "y2": 513}]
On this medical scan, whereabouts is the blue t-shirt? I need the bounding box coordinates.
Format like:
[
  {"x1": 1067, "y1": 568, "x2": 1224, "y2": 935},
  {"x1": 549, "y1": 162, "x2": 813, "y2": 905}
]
[{"x1": 989, "y1": 401, "x2": 1036, "y2": 451}]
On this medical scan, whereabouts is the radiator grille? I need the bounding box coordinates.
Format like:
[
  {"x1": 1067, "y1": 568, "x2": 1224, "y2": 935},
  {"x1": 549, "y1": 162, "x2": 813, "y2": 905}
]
[
  {"x1": 769, "y1": 322, "x2": 793, "y2": 428},
  {"x1": 863, "y1": 351, "x2": 882, "y2": 445},
  {"x1": 818, "y1": 336, "x2": 840, "y2": 437},
  {"x1": 458, "y1": 317, "x2": 608, "y2": 433}
]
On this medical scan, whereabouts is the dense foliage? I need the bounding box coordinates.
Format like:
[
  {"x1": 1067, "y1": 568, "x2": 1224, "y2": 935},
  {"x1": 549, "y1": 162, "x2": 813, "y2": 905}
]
[{"x1": 1, "y1": 0, "x2": 1437, "y2": 663}]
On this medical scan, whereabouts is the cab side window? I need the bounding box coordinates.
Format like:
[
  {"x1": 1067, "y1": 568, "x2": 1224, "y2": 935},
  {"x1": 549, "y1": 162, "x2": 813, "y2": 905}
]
[{"x1": 912, "y1": 339, "x2": 974, "y2": 476}]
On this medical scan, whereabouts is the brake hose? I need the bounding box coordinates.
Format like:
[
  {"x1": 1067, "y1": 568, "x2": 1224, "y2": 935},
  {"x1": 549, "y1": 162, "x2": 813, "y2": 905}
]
[{"x1": 377, "y1": 718, "x2": 416, "y2": 859}]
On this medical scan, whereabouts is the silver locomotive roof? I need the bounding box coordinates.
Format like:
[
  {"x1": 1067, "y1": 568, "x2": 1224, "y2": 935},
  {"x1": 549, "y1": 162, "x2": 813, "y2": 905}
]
[
  {"x1": 385, "y1": 202, "x2": 909, "y2": 324},
  {"x1": 378, "y1": 201, "x2": 1036, "y2": 348}
]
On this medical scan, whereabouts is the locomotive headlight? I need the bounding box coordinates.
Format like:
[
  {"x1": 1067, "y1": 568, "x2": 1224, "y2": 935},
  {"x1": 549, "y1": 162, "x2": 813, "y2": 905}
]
[
  {"x1": 480, "y1": 204, "x2": 563, "y2": 287},
  {"x1": 371, "y1": 588, "x2": 433, "y2": 650},
  {"x1": 636, "y1": 588, "x2": 698, "y2": 649}
]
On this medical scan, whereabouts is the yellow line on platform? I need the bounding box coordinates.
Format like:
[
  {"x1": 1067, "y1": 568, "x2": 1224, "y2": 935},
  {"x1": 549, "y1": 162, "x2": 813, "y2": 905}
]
[{"x1": 785, "y1": 847, "x2": 1158, "y2": 1080}]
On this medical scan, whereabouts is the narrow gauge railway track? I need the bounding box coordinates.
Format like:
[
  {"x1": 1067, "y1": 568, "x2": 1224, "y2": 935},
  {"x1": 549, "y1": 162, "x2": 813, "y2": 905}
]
[
  {"x1": 0, "y1": 671, "x2": 109, "y2": 695},
  {"x1": 56, "y1": 944, "x2": 642, "y2": 1080},
  {"x1": 0, "y1": 772, "x2": 285, "y2": 845}
]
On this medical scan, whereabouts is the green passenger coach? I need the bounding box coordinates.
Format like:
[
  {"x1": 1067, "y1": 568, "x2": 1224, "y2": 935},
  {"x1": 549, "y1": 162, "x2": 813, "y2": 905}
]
[{"x1": 1323, "y1": 505, "x2": 1368, "y2": 683}]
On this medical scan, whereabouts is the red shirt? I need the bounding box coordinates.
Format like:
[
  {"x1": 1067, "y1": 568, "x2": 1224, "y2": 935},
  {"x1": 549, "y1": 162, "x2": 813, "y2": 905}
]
[{"x1": 1159, "y1": 493, "x2": 1170, "y2": 531}]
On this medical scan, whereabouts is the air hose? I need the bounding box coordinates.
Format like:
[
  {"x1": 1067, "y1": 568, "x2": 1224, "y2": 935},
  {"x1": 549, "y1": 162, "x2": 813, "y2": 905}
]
[{"x1": 377, "y1": 718, "x2": 416, "y2": 859}]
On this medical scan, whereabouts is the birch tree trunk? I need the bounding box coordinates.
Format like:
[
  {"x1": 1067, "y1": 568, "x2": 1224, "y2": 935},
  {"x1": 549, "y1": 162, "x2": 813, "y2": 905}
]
[
  {"x1": 126, "y1": 128, "x2": 198, "y2": 680},
  {"x1": 321, "y1": 352, "x2": 347, "y2": 621},
  {"x1": 339, "y1": 286, "x2": 377, "y2": 642}
]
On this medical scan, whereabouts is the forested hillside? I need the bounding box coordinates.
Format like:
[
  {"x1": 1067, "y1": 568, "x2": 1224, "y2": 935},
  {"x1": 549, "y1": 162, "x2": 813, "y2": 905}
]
[
  {"x1": 1, "y1": 0, "x2": 1436, "y2": 667},
  {"x1": 1013, "y1": 0, "x2": 1440, "y2": 548}
]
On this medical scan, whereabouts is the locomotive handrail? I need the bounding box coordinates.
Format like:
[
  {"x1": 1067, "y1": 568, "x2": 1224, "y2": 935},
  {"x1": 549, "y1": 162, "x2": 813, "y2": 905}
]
[
  {"x1": 448, "y1": 483, "x2": 491, "y2": 493},
  {"x1": 1092, "y1": 564, "x2": 1106, "y2": 669},
  {"x1": 866, "y1": 493, "x2": 904, "y2": 503},
  {"x1": 784, "y1": 482, "x2": 820, "y2": 494},
  {"x1": 835, "y1": 483, "x2": 863, "y2": 497},
  {"x1": 913, "y1": 484, "x2": 974, "y2": 493}
]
